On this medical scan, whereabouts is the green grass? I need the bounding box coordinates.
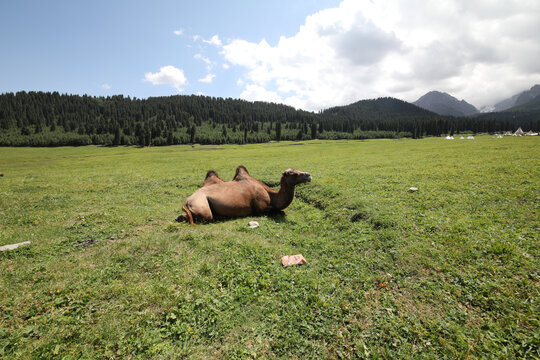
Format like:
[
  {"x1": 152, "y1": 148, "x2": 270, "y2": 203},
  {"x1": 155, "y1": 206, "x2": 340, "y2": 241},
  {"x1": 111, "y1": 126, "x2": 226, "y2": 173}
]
[{"x1": 0, "y1": 137, "x2": 538, "y2": 359}]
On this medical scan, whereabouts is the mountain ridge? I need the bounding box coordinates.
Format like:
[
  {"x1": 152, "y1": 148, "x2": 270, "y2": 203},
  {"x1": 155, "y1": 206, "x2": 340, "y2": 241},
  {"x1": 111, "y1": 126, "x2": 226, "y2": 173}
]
[
  {"x1": 413, "y1": 91, "x2": 478, "y2": 117},
  {"x1": 491, "y1": 84, "x2": 540, "y2": 112}
]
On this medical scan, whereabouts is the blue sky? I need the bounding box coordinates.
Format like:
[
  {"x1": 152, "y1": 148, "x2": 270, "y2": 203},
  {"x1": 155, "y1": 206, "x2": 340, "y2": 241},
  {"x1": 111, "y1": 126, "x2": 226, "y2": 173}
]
[
  {"x1": 1, "y1": 1, "x2": 540, "y2": 111},
  {"x1": 0, "y1": 1, "x2": 340, "y2": 101}
]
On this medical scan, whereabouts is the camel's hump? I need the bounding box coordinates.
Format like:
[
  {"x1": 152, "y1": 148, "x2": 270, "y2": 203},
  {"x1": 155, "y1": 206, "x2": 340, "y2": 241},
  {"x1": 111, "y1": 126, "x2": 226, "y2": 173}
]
[
  {"x1": 233, "y1": 165, "x2": 250, "y2": 180},
  {"x1": 205, "y1": 170, "x2": 219, "y2": 179}
]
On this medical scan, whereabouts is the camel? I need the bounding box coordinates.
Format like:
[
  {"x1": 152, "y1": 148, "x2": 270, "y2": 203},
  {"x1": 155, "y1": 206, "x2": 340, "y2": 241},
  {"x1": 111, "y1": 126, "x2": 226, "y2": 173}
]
[{"x1": 177, "y1": 165, "x2": 312, "y2": 224}]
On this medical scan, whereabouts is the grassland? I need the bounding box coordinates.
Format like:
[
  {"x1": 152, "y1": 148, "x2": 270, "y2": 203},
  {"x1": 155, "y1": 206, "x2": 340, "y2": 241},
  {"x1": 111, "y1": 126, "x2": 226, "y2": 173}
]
[{"x1": 0, "y1": 137, "x2": 538, "y2": 359}]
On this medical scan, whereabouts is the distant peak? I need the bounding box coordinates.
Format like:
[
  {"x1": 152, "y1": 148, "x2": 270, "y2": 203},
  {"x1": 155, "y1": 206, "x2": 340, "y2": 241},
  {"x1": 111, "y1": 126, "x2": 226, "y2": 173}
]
[{"x1": 413, "y1": 90, "x2": 478, "y2": 117}]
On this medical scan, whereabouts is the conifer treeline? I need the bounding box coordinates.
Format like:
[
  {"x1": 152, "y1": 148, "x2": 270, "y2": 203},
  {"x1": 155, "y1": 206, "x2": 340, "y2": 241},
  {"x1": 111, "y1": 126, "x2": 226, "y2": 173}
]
[{"x1": 0, "y1": 91, "x2": 530, "y2": 146}]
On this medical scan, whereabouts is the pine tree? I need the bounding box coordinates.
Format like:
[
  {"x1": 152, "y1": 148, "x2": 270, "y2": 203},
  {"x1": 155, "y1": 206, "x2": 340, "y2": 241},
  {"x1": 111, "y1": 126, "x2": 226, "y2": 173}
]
[
  {"x1": 190, "y1": 125, "x2": 196, "y2": 143},
  {"x1": 275, "y1": 121, "x2": 281, "y2": 141},
  {"x1": 114, "y1": 127, "x2": 121, "y2": 145},
  {"x1": 222, "y1": 124, "x2": 227, "y2": 138},
  {"x1": 145, "y1": 128, "x2": 151, "y2": 146}
]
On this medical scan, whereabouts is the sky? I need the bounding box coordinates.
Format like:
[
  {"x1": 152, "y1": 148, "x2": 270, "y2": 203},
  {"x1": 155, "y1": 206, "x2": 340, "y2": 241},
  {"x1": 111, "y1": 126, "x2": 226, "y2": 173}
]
[{"x1": 1, "y1": 0, "x2": 540, "y2": 111}]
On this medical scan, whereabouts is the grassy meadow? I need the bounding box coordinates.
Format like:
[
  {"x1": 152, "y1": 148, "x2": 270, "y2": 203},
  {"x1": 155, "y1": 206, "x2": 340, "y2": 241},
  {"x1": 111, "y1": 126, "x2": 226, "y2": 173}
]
[{"x1": 0, "y1": 137, "x2": 538, "y2": 359}]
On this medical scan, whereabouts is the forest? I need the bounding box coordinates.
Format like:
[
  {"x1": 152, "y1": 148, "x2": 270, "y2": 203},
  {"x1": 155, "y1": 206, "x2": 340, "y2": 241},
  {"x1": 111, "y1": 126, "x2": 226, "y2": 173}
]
[{"x1": 0, "y1": 91, "x2": 535, "y2": 146}]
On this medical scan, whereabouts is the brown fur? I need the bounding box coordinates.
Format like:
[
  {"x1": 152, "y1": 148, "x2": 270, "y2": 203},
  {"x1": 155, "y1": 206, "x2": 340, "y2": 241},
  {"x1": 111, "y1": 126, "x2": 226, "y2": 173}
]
[{"x1": 177, "y1": 165, "x2": 311, "y2": 224}]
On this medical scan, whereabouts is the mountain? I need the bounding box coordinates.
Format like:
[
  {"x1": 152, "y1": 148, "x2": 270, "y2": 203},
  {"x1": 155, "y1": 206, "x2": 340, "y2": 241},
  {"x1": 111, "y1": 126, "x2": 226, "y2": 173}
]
[
  {"x1": 504, "y1": 93, "x2": 540, "y2": 112},
  {"x1": 319, "y1": 97, "x2": 452, "y2": 138},
  {"x1": 413, "y1": 91, "x2": 478, "y2": 117},
  {"x1": 322, "y1": 96, "x2": 437, "y2": 119},
  {"x1": 492, "y1": 84, "x2": 540, "y2": 112},
  {"x1": 514, "y1": 85, "x2": 540, "y2": 107},
  {"x1": 475, "y1": 93, "x2": 540, "y2": 131}
]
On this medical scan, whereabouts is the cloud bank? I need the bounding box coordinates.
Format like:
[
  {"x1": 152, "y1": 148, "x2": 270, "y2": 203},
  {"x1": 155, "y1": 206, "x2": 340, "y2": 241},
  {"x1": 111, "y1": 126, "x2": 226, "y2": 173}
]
[{"x1": 221, "y1": 0, "x2": 540, "y2": 111}]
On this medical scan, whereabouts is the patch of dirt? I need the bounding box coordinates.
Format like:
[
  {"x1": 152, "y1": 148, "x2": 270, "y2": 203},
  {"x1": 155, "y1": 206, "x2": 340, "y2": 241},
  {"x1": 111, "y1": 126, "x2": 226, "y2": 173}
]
[
  {"x1": 136, "y1": 225, "x2": 154, "y2": 231},
  {"x1": 78, "y1": 238, "x2": 98, "y2": 247},
  {"x1": 265, "y1": 143, "x2": 305, "y2": 147},
  {"x1": 193, "y1": 147, "x2": 225, "y2": 151},
  {"x1": 395, "y1": 289, "x2": 440, "y2": 320},
  {"x1": 78, "y1": 237, "x2": 127, "y2": 248},
  {"x1": 350, "y1": 210, "x2": 371, "y2": 222}
]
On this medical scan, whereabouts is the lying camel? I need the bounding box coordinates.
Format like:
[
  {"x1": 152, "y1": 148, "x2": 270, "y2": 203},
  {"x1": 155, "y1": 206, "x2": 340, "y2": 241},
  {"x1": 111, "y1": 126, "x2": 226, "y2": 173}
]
[{"x1": 177, "y1": 165, "x2": 312, "y2": 224}]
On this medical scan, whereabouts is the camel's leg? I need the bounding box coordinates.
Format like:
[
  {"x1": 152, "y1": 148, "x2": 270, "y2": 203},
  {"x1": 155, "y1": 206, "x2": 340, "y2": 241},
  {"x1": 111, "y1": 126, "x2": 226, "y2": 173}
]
[
  {"x1": 181, "y1": 204, "x2": 195, "y2": 225},
  {"x1": 184, "y1": 194, "x2": 213, "y2": 224}
]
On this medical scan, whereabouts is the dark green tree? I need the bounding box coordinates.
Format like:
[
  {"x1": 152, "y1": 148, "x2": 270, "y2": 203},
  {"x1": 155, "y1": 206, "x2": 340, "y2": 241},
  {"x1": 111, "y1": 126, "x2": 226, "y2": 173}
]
[
  {"x1": 222, "y1": 124, "x2": 227, "y2": 138},
  {"x1": 190, "y1": 125, "x2": 196, "y2": 143},
  {"x1": 275, "y1": 121, "x2": 281, "y2": 141},
  {"x1": 114, "y1": 127, "x2": 121, "y2": 145}
]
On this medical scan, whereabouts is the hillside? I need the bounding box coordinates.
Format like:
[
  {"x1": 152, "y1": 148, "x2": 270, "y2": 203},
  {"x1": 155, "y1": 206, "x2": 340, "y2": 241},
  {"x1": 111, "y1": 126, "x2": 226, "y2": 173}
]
[
  {"x1": 514, "y1": 85, "x2": 540, "y2": 107},
  {"x1": 320, "y1": 97, "x2": 440, "y2": 137},
  {"x1": 319, "y1": 97, "x2": 506, "y2": 138},
  {"x1": 413, "y1": 91, "x2": 478, "y2": 116},
  {"x1": 322, "y1": 97, "x2": 437, "y2": 118}
]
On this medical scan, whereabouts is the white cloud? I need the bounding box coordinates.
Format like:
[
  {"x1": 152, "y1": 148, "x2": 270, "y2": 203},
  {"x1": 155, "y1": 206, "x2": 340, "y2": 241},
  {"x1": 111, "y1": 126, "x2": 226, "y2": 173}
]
[
  {"x1": 240, "y1": 84, "x2": 284, "y2": 104},
  {"x1": 221, "y1": 0, "x2": 540, "y2": 110},
  {"x1": 173, "y1": 29, "x2": 184, "y2": 36},
  {"x1": 194, "y1": 53, "x2": 214, "y2": 72},
  {"x1": 143, "y1": 65, "x2": 187, "y2": 92},
  {"x1": 198, "y1": 73, "x2": 216, "y2": 83},
  {"x1": 203, "y1": 35, "x2": 222, "y2": 46},
  {"x1": 101, "y1": 83, "x2": 111, "y2": 90},
  {"x1": 194, "y1": 53, "x2": 211, "y2": 65}
]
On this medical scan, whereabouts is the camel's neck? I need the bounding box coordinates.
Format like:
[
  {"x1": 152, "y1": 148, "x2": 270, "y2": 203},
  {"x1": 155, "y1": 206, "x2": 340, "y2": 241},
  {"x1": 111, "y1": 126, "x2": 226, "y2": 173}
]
[{"x1": 269, "y1": 177, "x2": 296, "y2": 210}]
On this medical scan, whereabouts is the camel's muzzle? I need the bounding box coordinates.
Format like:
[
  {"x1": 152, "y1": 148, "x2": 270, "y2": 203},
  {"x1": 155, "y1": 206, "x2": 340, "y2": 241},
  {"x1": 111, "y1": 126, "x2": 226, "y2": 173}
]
[{"x1": 301, "y1": 172, "x2": 312, "y2": 183}]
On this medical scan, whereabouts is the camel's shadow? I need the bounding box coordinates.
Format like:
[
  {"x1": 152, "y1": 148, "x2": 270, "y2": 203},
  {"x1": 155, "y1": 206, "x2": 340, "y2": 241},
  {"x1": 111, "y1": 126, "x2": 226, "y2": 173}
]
[
  {"x1": 175, "y1": 210, "x2": 288, "y2": 225},
  {"x1": 266, "y1": 210, "x2": 288, "y2": 223}
]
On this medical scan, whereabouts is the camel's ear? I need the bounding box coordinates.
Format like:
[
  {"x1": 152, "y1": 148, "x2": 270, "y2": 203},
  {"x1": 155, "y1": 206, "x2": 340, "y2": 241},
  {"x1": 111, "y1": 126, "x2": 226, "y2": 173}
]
[{"x1": 283, "y1": 168, "x2": 295, "y2": 176}]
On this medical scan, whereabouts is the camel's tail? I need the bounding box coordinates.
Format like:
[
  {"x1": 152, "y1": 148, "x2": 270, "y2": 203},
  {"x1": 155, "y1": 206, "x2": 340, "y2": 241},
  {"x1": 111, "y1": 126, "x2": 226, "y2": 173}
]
[{"x1": 182, "y1": 204, "x2": 195, "y2": 225}]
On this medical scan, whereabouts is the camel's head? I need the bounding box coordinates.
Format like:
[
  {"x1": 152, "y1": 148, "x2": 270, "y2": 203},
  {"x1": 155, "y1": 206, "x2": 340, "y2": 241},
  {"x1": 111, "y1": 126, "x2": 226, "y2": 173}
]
[{"x1": 282, "y1": 168, "x2": 312, "y2": 186}]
